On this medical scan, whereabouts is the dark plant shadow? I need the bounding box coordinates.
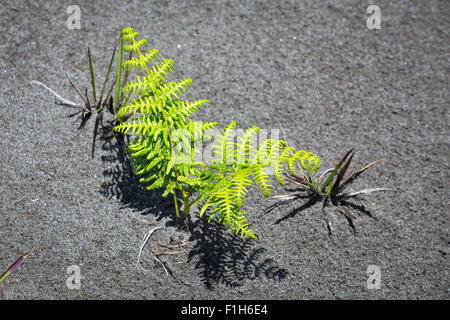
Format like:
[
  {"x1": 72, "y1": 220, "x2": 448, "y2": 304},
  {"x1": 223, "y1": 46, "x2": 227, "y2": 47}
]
[
  {"x1": 97, "y1": 122, "x2": 175, "y2": 222},
  {"x1": 63, "y1": 102, "x2": 92, "y2": 130},
  {"x1": 269, "y1": 193, "x2": 376, "y2": 233},
  {"x1": 337, "y1": 199, "x2": 376, "y2": 235},
  {"x1": 187, "y1": 216, "x2": 288, "y2": 290},
  {"x1": 339, "y1": 199, "x2": 375, "y2": 219},
  {"x1": 273, "y1": 196, "x2": 320, "y2": 225}
]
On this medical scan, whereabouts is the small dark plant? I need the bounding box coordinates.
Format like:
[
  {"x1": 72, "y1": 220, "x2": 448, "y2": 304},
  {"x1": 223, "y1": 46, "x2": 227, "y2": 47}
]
[
  {"x1": 0, "y1": 244, "x2": 37, "y2": 299},
  {"x1": 272, "y1": 149, "x2": 394, "y2": 234}
]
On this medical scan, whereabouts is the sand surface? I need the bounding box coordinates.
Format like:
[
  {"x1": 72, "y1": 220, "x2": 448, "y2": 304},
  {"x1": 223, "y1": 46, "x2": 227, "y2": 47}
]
[{"x1": 0, "y1": 0, "x2": 448, "y2": 299}]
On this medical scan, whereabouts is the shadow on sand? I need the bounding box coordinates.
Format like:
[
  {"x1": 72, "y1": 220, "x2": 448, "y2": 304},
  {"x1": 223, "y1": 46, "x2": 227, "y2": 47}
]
[
  {"x1": 267, "y1": 193, "x2": 376, "y2": 235},
  {"x1": 96, "y1": 122, "x2": 288, "y2": 289}
]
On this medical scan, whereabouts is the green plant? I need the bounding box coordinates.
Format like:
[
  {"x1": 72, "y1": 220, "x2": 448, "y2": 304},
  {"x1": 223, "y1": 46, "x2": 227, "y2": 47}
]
[
  {"x1": 273, "y1": 148, "x2": 394, "y2": 233},
  {"x1": 34, "y1": 27, "x2": 321, "y2": 239},
  {"x1": 112, "y1": 27, "x2": 321, "y2": 239},
  {"x1": 0, "y1": 245, "x2": 37, "y2": 299}
]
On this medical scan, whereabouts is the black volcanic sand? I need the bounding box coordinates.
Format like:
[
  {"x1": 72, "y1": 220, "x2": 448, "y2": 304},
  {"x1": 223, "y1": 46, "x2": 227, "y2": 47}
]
[{"x1": 0, "y1": 0, "x2": 448, "y2": 299}]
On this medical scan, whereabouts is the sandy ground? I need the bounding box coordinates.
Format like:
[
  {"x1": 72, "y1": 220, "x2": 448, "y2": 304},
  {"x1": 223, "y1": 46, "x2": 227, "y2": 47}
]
[{"x1": 0, "y1": 0, "x2": 448, "y2": 299}]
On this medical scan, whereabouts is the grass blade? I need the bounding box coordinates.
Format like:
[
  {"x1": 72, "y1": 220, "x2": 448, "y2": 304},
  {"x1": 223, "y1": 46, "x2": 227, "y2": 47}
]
[
  {"x1": 65, "y1": 72, "x2": 89, "y2": 106},
  {"x1": 84, "y1": 88, "x2": 91, "y2": 112},
  {"x1": 340, "y1": 158, "x2": 384, "y2": 192},
  {"x1": 103, "y1": 75, "x2": 117, "y2": 108},
  {"x1": 284, "y1": 175, "x2": 313, "y2": 192},
  {"x1": 88, "y1": 47, "x2": 97, "y2": 105},
  {"x1": 32, "y1": 80, "x2": 78, "y2": 108},
  {"x1": 118, "y1": 51, "x2": 132, "y2": 107},
  {"x1": 114, "y1": 30, "x2": 124, "y2": 113},
  {"x1": 271, "y1": 193, "x2": 303, "y2": 201},
  {"x1": 321, "y1": 149, "x2": 354, "y2": 194},
  {"x1": 321, "y1": 198, "x2": 332, "y2": 235},
  {"x1": 330, "y1": 149, "x2": 354, "y2": 197},
  {"x1": 339, "y1": 187, "x2": 395, "y2": 199},
  {"x1": 0, "y1": 244, "x2": 37, "y2": 284},
  {"x1": 98, "y1": 45, "x2": 116, "y2": 109},
  {"x1": 318, "y1": 168, "x2": 334, "y2": 182}
]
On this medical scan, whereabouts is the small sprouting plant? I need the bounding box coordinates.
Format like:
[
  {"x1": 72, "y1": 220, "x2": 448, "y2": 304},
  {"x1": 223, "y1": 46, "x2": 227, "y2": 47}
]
[
  {"x1": 33, "y1": 41, "x2": 122, "y2": 159},
  {"x1": 0, "y1": 245, "x2": 37, "y2": 299},
  {"x1": 273, "y1": 149, "x2": 394, "y2": 234},
  {"x1": 112, "y1": 27, "x2": 321, "y2": 239}
]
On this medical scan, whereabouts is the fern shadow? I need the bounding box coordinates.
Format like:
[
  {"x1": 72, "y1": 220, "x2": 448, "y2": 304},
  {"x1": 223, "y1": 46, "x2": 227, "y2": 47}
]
[
  {"x1": 98, "y1": 123, "x2": 175, "y2": 222},
  {"x1": 187, "y1": 216, "x2": 288, "y2": 290},
  {"x1": 96, "y1": 122, "x2": 288, "y2": 288}
]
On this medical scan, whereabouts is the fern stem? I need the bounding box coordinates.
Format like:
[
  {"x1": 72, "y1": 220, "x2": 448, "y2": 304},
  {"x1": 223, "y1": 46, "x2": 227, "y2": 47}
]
[
  {"x1": 187, "y1": 193, "x2": 204, "y2": 209},
  {"x1": 183, "y1": 191, "x2": 191, "y2": 216},
  {"x1": 173, "y1": 192, "x2": 180, "y2": 218},
  {"x1": 114, "y1": 30, "x2": 124, "y2": 113},
  {"x1": 186, "y1": 178, "x2": 223, "y2": 209},
  {"x1": 165, "y1": 121, "x2": 187, "y2": 220}
]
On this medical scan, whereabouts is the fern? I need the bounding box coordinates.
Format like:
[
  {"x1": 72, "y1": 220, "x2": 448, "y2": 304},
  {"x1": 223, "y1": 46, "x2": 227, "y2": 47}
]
[{"x1": 113, "y1": 27, "x2": 321, "y2": 239}]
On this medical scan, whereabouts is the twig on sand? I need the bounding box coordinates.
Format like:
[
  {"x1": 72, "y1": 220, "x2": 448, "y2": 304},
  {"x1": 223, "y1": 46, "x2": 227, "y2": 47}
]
[
  {"x1": 153, "y1": 255, "x2": 170, "y2": 277},
  {"x1": 131, "y1": 216, "x2": 155, "y2": 225},
  {"x1": 155, "y1": 241, "x2": 191, "y2": 260},
  {"x1": 136, "y1": 226, "x2": 174, "y2": 276},
  {"x1": 32, "y1": 80, "x2": 79, "y2": 108},
  {"x1": 64, "y1": 72, "x2": 89, "y2": 107},
  {"x1": 137, "y1": 226, "x2": 163, "y2": 267}
]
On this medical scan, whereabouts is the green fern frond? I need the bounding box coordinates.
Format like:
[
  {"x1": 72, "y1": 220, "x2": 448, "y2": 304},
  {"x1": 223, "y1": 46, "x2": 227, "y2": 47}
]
[
  {"x1": 147, "y1": 58, "x2": 174, "y2": 85},
  {"x1": 272, "y1": 145, "x2": 296, "y2": 185},
  {"x1": 199, "y1": 176, "x2": 257, "y2": 239},
  {"x1": 230, "y1": 168, "x2": 253, "y2": 204},
  {"x1": 201, "y1": 121, "x2": 218, "y2": 133},
  {"x1": 121, "y1": 27, "x2": 138, "y2": 42},
  {"x1": 124, "y1": 38, "x2": 148, "y2": 54},
  {"x1": 121, "y1": 59, "x2": 174, "y2": 98},
  {"x1": 286, "y1": 149, "x2": 321, "y2": 176},
  {"x1": 212, "y1": 122, "x2": 238, "y2": 165},
  {"x1": 251, "y1": 165, "x2": 272, "y2": 197},
  {"x1": 156, "y1": 79, "x2": 192, "y2": 106},
  {"x1": 112, "y1": 27, "x2": 321, "y2": 240},
  {"x1": 116, "y1": 96, "x2": 162, "y2": 118},
  {"x1": 123, "y1": 49, "x2": 159, "y2": 72}
]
